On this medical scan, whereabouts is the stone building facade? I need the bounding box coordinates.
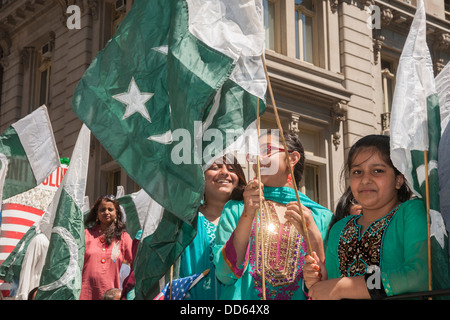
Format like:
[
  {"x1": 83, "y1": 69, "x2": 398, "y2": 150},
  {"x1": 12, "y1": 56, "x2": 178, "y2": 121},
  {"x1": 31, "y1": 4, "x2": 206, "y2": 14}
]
[{"x1": 0, "y1": 0, "x2": 449, "y2": 211}]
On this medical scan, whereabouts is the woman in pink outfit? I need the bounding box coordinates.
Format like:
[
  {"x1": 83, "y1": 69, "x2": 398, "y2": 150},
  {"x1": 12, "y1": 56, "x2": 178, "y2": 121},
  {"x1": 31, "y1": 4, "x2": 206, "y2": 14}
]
[{"x1": 80, "y1": 195, "x2": 133, "y2": 300}]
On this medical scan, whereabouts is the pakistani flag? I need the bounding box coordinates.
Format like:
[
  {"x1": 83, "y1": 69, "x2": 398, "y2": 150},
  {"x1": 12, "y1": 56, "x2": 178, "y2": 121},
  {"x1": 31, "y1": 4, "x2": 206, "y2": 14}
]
[
  {"x1": 71, "y1": 0, "x2": 266, "y2": 299},
  {"x1": 118, "y1": 188, "x2": 164, "y2": 240},
  {"x1": 0, "y1": 105, "x2": 60, "y2": 202},
  {"x1": 437, "y1": 62, "x2": 450, "y2": 242},
  {"x1": 390, "y1": 0, "x2": 450, "y2": 294},
  {"x1": 34, "y1": 125, "x2": 90, "y2": 300}
]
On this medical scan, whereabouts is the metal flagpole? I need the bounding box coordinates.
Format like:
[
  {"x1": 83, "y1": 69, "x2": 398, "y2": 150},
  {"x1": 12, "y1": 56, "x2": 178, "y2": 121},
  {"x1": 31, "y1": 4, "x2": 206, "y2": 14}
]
[{"x1": 261, "y1": 54, "x2": 312, "y2": 255}]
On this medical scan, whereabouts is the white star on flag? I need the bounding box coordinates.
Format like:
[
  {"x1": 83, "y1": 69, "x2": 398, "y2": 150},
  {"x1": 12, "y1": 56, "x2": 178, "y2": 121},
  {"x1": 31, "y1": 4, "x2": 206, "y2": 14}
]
[{"x1": 113, "y1": 77, "x2": 154, "y2": 122}]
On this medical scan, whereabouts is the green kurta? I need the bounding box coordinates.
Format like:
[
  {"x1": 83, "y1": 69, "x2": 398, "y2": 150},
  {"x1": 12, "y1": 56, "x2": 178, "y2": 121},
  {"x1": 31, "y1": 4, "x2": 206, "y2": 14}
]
[
  {"x1": 325, "y1": 198, "x2": 429, "y2": 297},
  {"x1": 179, "y1": 212, "x2": 221, "y2": 300},
  {"x1": 213, "y1": 187, "x2": 333, "y2": 300}
]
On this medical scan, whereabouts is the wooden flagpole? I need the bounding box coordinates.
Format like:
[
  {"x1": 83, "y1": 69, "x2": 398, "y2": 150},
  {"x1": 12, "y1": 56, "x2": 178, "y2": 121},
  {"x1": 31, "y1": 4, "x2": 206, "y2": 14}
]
[
  {"x1": 424, "y1": 151, "x2": 433, "y2": 295},
  {"x1": 261, "y1": 54, "x2": 312, "y2": 255},
  {"x1": 256, "y1": 97, "x2": 267, "y2": 300}
]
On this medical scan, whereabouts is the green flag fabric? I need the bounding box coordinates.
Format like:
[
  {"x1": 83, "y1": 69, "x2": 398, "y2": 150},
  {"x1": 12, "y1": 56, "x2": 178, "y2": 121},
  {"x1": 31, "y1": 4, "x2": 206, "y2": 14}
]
[
  {"x1": 118, "y1": 188, "x2": 163, "y2": 240},
  {"x1": 390, "y1": 0, "x2": 450, "y2": 296},
  {"x1": 437, "y1": 62, "x2": 450, "y2": 241},
  {"x1": 0, "y1": 105, "x2": 60, "y2": 201},
  {"x1": 71, "y1": 0, "x2": 266, "y2": 299},
  {"x1": 34, "y1": 125, "x2": 90, "y2": 300}
]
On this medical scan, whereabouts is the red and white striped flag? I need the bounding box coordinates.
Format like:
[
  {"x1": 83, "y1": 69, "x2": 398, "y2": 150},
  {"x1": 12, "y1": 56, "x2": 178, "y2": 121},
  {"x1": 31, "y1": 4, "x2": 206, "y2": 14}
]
[
  {"x1": 0, "y1": 204, "x2": 45, "y2": 261},
  {"x1": 0, "y1": 204, "x2": 44, "y2": 295}
]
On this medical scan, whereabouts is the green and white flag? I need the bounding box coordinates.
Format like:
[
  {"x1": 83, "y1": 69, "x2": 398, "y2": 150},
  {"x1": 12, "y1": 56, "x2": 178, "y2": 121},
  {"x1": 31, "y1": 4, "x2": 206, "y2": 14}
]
[
  {"x1": 71, "y1": 0, "x2": 266, "y2": 299},
  {"x1": 34, "y1": 125, "x2": 90, "y2": 300},
  {"x1": 437, "y1": 62, "x2": 450, "y2": 238},
  {"x1": 118, "y1": 188, "x2": 164, "y2": 240},
  {"x1": 390, "y1": 0, "x2": 450, "y2": 294},
  {"x1": 0, "y1": 105, "x2": 60, "y2": 201}
]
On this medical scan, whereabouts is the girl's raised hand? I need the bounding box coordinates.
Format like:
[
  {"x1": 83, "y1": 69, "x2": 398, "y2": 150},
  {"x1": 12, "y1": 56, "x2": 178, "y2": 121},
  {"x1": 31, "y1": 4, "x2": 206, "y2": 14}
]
[{"x1": 242, "y1": 179, "x2": 264, "y2": 219}]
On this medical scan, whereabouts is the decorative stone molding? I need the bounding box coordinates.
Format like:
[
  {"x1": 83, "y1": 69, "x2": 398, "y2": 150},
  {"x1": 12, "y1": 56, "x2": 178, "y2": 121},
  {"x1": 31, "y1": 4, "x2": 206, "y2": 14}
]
[
  {"x1": 2, "y1": 0, "x2": 47, "y2": 29},
  {"x1": 289, "y1": 114, "x2": 300, "y2": 135},
  {"x1": 330, "y1": 100, "x2": 347, "y2": 148},
  {"x1": 373, "y1": 32, "x2": 385, "y2": 65},
  {"x1": 380, "y1": 7, "x2": 393, "y2": 26},
  {"x1": 330, "y1": 0, "x2": 339, "y2": 13},
  {"x1": 434, "y1": 31, "x2": 450, "y2": 51},
  {"x1": 435, "y1": 58, "x2": 445, "y2": 75}
]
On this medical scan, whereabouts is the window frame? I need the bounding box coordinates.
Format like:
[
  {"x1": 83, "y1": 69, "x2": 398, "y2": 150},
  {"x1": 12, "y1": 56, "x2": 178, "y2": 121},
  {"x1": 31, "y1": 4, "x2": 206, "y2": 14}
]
[{"x1": 294, "y1": 1, "x2": 317, "y2": 64}]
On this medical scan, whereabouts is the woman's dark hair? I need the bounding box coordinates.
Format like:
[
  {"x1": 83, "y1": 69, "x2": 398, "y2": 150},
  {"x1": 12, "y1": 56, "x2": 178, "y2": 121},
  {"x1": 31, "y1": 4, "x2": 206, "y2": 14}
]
[
  {"x1": 84, "y1": 195, "x2": 127, "y2": 245},
  {"x1": 345, "y1": 134, "x2": 412, "y2": 202}
]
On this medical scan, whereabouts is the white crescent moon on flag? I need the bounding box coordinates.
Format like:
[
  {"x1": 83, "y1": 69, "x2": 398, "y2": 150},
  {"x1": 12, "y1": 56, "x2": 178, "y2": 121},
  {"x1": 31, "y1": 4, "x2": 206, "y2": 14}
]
[{"x1": 38, "y1": 226, "x2": 79, "y2": 291}]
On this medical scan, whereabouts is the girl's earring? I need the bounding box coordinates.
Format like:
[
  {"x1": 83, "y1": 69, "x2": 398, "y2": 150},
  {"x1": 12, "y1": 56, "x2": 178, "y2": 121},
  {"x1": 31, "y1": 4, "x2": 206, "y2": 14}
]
[{"x1": 287, "y1": 174, "x2": 292, "y2": 185}]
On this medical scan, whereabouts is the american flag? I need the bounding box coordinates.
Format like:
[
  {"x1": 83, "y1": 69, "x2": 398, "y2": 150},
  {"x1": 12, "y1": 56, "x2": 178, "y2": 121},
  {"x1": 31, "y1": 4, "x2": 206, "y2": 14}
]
[
  {"x1": 154, "y1": 270, "x2": 209, "y2": 300},
  {"x1": 0, "y1": 203, "x2": 45, "y2": 295}
]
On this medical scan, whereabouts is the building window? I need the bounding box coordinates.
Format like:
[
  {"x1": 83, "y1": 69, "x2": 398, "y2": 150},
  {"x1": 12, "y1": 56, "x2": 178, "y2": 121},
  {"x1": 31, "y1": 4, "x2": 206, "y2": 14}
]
[
  {"x1": 295, "y1": 0, "x2": 315, "y2": 64},
  {"x1": 303, "y1": 164, "x2": 319, "y2": 202},
  {"x1": 381, "y1": 59, "x2": 396, "y2": 133},
  {"x1": 38, "y1": 63, "x2": 51, "y2": 107},
  {"x1": 36, "y1": 40, "x2": 53, "y2": 108},
  {"x1": 263, "y1": 0, "x2": 282, "y2": 53},
  {"x1": 107, "y1": 168, "x2": 122, "y2": 196}
]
